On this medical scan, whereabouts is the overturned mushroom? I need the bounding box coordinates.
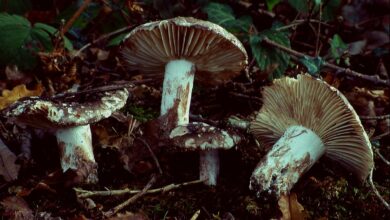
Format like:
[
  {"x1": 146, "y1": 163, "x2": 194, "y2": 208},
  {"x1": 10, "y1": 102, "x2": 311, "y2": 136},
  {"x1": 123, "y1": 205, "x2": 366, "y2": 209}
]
[
  {"x1": 121, "y1": 17, "x2": 247, "y2": 185},
  {"x1": 170, "y1": 122, "x2": 241, "y2": 185},
  {"x1": 5, "y1": 89, "x2": 129, "y2": 185},
  {"x1": 249, "y1": 74, "x2": 373, "y2": 198}
]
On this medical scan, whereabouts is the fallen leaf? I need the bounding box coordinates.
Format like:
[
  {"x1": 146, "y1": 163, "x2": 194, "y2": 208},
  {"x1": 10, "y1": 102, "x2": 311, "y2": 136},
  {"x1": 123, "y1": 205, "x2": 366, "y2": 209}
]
[
  {"x1": 0, "y1": 139, "x2": 20, "y2": 181},
  {"x1": 0, "y1": 84, "x2": 44, "y2": 110},
  {"x1": 0, "y1": 196, "x2": 34, "y2": 220},
  {"x1": 93, "y1": 125, "x2": 124, "y2": 149},
  {"x1": 278, "y1": 193, "x2": 306, "y2": 220}
]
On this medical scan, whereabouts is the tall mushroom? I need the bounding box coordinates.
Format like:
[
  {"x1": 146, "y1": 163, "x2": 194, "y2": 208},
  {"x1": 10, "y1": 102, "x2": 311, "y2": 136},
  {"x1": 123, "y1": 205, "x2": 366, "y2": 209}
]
[
  {"x1": 5, "y1": 89, "x2": 129, "y2": 185},
  {"x1": 249, "y1": 74, "x2": 374, "y2": 198},
  {"x1": 121, "y1": 17, "x2": 248, "y2": 185}
]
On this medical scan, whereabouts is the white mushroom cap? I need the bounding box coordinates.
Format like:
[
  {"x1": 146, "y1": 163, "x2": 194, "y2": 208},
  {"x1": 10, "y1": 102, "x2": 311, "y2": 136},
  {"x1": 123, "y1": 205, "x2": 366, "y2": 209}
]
[
  {"x1": 169, "y1": 122, "x2": 241, "y2": 151},
  {"x1": 5, "y1": 89, "x2": 129, "y2": 129},
  {"x1": 121, "y1": 17, "x2": 248, "y2": 84},
  {"x1": 250, "y1": 74, "x2": 374, "y2": 182}
]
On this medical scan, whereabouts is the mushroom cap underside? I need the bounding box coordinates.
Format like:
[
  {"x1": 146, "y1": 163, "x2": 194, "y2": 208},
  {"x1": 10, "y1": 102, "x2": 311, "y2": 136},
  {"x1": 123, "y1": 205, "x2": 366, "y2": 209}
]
[
  {"x1": 5, "y1": 89, "x2": 129, "y2": 129},
  {"x1": 249, "y1": 74, "x2": 374, "y2": 182},
  {"x1": 121, "y1": 17, "x2": 248, "y2": 85}
]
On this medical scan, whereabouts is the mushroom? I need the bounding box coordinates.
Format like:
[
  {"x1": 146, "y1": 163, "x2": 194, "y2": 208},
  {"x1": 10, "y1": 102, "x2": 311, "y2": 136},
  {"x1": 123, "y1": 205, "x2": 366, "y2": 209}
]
[
  {"x1": 249, "y1": 74, "x2": 374, "y2": 198},
  {"x1": 169, "y1": 122, "x2": 241, "y2": 185},
  {"x1": 121, "y1": 17, "x2": 247, "y2": 185},
  {"x1": 5, "y1": 89, "x2": 129, "y2": 185}
]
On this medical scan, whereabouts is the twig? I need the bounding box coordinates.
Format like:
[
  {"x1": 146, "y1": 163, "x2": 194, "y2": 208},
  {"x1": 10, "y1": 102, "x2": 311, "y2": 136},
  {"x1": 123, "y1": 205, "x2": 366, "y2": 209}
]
[
  {"x1": 228, "y1": 92, "x2": 262, "y2": 103},
  {"x1": 262, "y1": 37, "x2": 390, "y2": 87},
  {"x1": 74, "y1": 179, "x2": 204, "y2": 198},
  {"x1": 373, "y1": 147, "x2": 390, "y2": 166},
  {"x1": 360, "y1": 114, "x2": 390, "y2": 120},
  {"x1": 61, "y1": 0, "x2": 92, "y2": 36},
  {"x1": 104, "y1": 174, "x2": 157, "y2": 217},
  {"x1": 257, "y1": 8, "x2": 275, "y2": 18},
  {"x1": 371, "y1": 131, "x2": 390, "y2": 141},
  {"x1": 75, "y1": 25, "x2": 136, "y2": 57},
  {"x1": 275, "y1": 19, "x2": 333, "y2": 31},
  {"x1": 189, "y1": 114, "x2": 219, "y2": 127},
  {"x1": 315, "y1": 3, "x2": 322, "y2": 56},
  {"x1": 368, "y1": 169, "x2": 390, "y2": 210},
  {"x1": 135, "y1": 137, "x2": 163, "y2": 175},
  {"x1": 51, "y1": 80, "x2": 154, "y2": 99}
]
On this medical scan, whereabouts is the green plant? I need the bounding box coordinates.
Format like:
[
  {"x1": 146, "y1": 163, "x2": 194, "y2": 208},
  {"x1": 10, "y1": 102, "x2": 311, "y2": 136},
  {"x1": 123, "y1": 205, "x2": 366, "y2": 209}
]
[{"x1": 0, "y1": 13, "x2": 72, "y2": 69}]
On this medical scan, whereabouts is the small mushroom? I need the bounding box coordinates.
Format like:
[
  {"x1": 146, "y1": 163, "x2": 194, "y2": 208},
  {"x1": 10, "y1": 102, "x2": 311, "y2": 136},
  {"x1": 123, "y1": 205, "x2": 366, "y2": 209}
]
[
  {"x1": 121, "y1": 17, "x2": 247, "y2": 186},
  {"x1": 249, "y1": 74, "x2": 373, "y2": 198},
  {"x1": 5, "y1": 89, "x2": 129, "y2": 185},
  {"x1": 170, "y1": 122, "x2": 241, "y2": 185}
]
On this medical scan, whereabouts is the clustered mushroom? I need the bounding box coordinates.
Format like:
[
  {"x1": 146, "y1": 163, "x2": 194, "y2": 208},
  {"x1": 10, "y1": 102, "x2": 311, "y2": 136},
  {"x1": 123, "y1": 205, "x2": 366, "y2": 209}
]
[
  {"x1": 5, "y1": 89, "x2": 129, "y2": 185},
  {"x1": 121, "y1": 17, "x2": 248, "y2": 185},
  {"x1": 249, "y1": 74, "x2": 374, "y2": 198}
]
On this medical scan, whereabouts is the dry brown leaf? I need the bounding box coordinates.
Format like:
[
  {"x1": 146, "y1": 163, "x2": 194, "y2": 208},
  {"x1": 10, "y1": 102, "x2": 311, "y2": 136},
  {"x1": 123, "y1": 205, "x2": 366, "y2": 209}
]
[
  {"x1": 0, "y1": 196, "x2": 34, "y2": 220},
  {"x1": 0, "y1": 84, "x2": 44, "y2": 110},
  {"x1": 278, "y1": 193, "x2": 306, "y2": 220},
  {"x1": 0, "y1": 139, "x2": 20, "y2": 182},
  {"x1": 93, "y1": 125, "x2": 124, "y2": 149}
]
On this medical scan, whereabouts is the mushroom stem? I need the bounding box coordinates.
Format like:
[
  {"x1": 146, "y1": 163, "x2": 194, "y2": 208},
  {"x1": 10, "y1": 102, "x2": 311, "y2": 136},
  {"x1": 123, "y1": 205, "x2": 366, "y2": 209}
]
[
  {"x1": 161, "y1": 59, "x2": 195, "y2": 129},
  {"x1": 200, "y1": 149, "x2": 220, "y2": 186},
  {"x1": 250, "y1": 125, "x2": 325, "y2": 197},
  {"x1": 55, "y1": 125, "x2": 98, "y2": 184}
]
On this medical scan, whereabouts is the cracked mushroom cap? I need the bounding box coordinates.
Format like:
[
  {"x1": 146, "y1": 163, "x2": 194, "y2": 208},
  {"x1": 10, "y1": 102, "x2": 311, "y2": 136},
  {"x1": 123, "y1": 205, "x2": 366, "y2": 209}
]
[
  {"x1": 249, "y1": 74, "x2": 374, "y2": 182},
  {"x1": 121, "y1": 17, "x2": 248, "y2": 84},
  {"x1": 169, "y1": 122, "x2": 241, "y2": 151},
  {"x1": 5, "y1": 89, "x2": 129, "y2": 130}
]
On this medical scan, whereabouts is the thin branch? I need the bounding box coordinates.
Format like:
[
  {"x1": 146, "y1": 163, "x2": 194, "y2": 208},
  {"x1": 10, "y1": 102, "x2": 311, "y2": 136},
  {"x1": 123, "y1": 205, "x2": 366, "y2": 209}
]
[
  {"x1": 104, "y1": 174, "x2": 157, "y2": 217},
  {"x1": 371, "y1": 131, "x2": 390, "y2": 141},
  {"x1": 74, "y1": 25, "x2": 136, "y2": 57},
  {"x1": 61, "y1": 0, "x2": 92, "y2": 36},
  {"x1": 276, "y1": 19, "x2": 333, "y2": 31},
  {"x1": 135, "y1": 137, "x2": 163, "y2": 175},
  {"x1": 360, "y1": 114, "x2": 390, "y2": 120},
  {"x1": 262, "y1": 37, "x2": 390, "y2": 87},
  {"x1": 315, "y1": 3, "x2": 322, "y2": 56},
  {"x1": 368, "y1": 169, "x2": 390, "y2": 210},
  {"x1": 373, "y1": 147, "x2": 390, "y2": 166},
  {"x1": 51, "y1": 80, "x2": 153, "y2": 99},
  {"x1": 189, "y1": 114, "x2": 219, "y2": 127},
  {"x1": 228, "y1": 92, "x2": 262, "y2": 103},
  {"x1": 74, "y1": 179, "x2": 204, "y2": 199}
]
